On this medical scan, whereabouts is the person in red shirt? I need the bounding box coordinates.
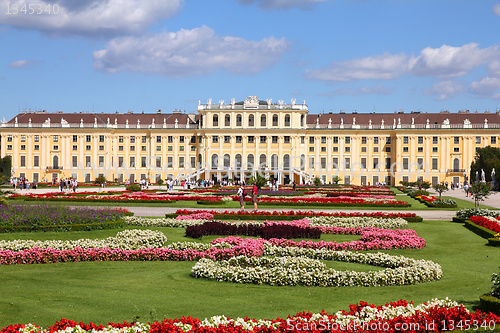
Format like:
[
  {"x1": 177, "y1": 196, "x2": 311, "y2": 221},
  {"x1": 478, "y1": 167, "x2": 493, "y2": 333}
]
[{"x1": 252, "y1": 183, "x2": 258, "y2": 211}]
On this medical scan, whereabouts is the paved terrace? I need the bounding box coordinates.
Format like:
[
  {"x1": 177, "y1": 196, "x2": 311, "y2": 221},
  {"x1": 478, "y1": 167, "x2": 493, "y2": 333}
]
[{"x1": 7, "y1": 185, "x2": 500, "y2": 221}]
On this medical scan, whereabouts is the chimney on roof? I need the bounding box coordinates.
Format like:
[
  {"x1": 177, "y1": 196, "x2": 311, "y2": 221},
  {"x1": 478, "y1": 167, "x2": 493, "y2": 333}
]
[{"x1": 157, "y1": 109, "x2": 161, "y2": 114}]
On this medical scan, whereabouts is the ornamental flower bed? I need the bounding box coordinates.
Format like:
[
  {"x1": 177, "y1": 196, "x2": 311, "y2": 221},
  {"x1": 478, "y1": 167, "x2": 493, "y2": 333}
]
[
  {"x1": 185, "y1": 221, "x2": 322, "y2": 239},
  {"x1": 0, "y1": 205, "x2": 129, "y2": 232},
  {"x1": 171, "y1": 209, "x2": 422, "y2": 222},
  {"x1": 191, "y1": 247, "x2": 442, "y2": 287},
  {"x1": 470, "y1": 216, "x2": 500, "y2": 233},
  {"x1": 1, "y1": 299, "x2": 497, "y2": 333},
  {"x1": 413, "y1": 195, "x2": 457, "y2": 208},
  {"x1": 231, "y1": 195, "x2": 410, "y2": 207}
]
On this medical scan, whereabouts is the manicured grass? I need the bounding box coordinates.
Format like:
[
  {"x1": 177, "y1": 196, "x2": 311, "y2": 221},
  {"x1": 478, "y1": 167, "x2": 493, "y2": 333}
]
[{"x1": 0, "y1": 220, "x2": 498, "y2": 327}]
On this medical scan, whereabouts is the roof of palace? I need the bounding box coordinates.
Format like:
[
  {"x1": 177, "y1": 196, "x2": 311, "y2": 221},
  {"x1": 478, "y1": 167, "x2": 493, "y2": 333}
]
[{"x1": 2, "y1": 110, "x2": 500, "y2": 129}]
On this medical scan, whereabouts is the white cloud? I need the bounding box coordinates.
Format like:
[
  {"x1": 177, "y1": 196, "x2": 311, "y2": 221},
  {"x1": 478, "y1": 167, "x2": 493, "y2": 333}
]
[
  {"x1": 319, "y1": 85, "x2": 392, "y2": 97},
  {"x1": 235, "y1": 0, "x2": 326, "y2": 10},
  {"x1": 307, "y1": 43, "x2": 500, "y2": 82},
  {"x1": 306, "y1": 53, "x2": 409, "y2": 81},
  {"x1": 409, "y1": 43, "x2": 498, "y2": 79},
  {"x1": 0, "y1": 0, "x2": 183, "y2": 38},
  {"x1": 470, "y1": 77, "x2": 500, "y2": 97},
  {"x1": 8, "y1": 60, "x2": 32, "y2": 68},
  {"x1": 494, "y1": 4, "x2": 500, "y2": 15},
  {"x1": 93, "y1": 26, "x2": 290, "y2": 77},
  {"x1": 423, "y1": 81, "x2": 465, "y2": 101}
]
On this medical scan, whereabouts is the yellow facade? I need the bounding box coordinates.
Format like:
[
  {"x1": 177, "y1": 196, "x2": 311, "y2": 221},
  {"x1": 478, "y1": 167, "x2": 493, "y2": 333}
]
[{"x1": 1, "y1": 96, "x2": 499, "y2": 186}]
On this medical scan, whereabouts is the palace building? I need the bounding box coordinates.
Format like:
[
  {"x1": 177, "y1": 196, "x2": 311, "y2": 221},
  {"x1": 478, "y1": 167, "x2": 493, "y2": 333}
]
[{"x1": 1, "y1": 95, "x2": 499, "y2": 186}]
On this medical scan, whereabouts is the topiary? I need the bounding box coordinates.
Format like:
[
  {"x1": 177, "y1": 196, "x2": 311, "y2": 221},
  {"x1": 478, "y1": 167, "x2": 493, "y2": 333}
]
[{"x1": 0, "y1": 197, "x2": 8, "y2": 207}]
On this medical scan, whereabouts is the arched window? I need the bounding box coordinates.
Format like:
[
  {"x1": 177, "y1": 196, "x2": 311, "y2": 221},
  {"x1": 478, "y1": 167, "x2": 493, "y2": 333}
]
[
  {"x1": 224, "y1": 154, "x2": 230, "y2": 168},
  {"x1": 283, "y1": 154, "x2": 290, "y2": 170},
  {"x1": 272, "y1": 114, "x2": 278, "y2": 126},
  {"x1": 235, "y1": 154, "x2": 242, "y2": 170},
  {"x1": 300, "y1": 154, "x2": 305, "y2": 170},
  {"x1": 271, "y1": 154, "x2": 278, "y2": 170},
  {"x1": 53, "y1": 156, "x2": 59, "y2": 168},
  {"x1": 225, "y1": 114, "x2": 231, "y2": 126},
  {"x1": 248, "y1": 114, "x2": 255, "y2": 127},
  {"x1": 284, "y1": 114, "x2": 291, "y2": 127},
  {"x1": 236, "y1": 114, "x2": 242, "y2": 126},
  {"x1": 300, "y1": 114, "x2": 304, "y2": 127},
  {"x1": 259, "y1": 154, "x2": 267, "y2": 170},
  {"x1": 213, "y1": 115, "x2": 218, "y2": 127},
  {"x1": 247, "y1": 154, "x2": 254, "y2": 170},
  {"x1": 453, "y1": 158, "x2": 460, "y2": 171},
  {"x1": 261, "y1": 114, "x2": 266, "y2": 127},
  {"x1": 211, "y1": 154, "x2": 218, "y2": 170},
  {"x1": 198, "y1": 154, "x2": 202, "y2": 166}
]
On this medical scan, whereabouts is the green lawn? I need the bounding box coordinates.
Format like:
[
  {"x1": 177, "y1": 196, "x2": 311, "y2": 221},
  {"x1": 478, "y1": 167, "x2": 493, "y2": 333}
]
[{"x1": 0, "y1": 220, "x2": 498, "y2": 327}]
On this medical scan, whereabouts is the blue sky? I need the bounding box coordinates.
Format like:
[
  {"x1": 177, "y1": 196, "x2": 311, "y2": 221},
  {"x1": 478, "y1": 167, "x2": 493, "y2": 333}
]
[{"x1": 1, "y1": 0, "x2": 500, "y2": 120}]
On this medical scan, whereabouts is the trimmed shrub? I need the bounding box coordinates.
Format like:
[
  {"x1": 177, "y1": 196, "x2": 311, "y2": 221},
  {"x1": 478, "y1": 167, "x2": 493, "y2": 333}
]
[
  {"x1": 126, "y1": 183, "x2": 141, "y2": 192},
  {"x1": 479, "y1": 293, "x2": 500, "y2": 315},
  {"x1": 185, "y1": 221, "x2": 321, "y2": 240}
]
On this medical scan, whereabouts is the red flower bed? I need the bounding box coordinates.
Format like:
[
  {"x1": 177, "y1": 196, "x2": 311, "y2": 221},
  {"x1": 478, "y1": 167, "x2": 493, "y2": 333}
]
[
  {"x1": 175, "y1": 209, "x2": 418, "y2": 218},
  {"x1": 1, "y1": 300, "x2": 497, "y2": 333},
  {"x1": 229, "y1": 195, "x2": 409, "y2": 206},
  {"x1": 470, "y1": 216, "x2": 500, "y2": 233}
]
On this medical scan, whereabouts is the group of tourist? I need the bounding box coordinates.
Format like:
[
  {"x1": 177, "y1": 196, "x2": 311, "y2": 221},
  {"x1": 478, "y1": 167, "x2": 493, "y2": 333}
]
[
  {"x1": 57, "y1": 178, "x2": 78, "y2": 192},
  {"x1": 11, "y1": 177, "x2": 37, "y2": 190}
]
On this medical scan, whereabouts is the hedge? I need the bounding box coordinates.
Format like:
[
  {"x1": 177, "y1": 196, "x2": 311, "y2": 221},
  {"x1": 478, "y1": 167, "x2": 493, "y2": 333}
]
[
  {"x1": 463, "y1": 220, "x2": 497, "y2": 239},
  {"x1": 479, "y1": 293, "x2": 500, "y2": 315},
  {"x1": 185, "y1": 221, "x2": 321, "y2": 240},
  {"x1": 0, "y1": 219, "x2": 126, "y2": 233}
]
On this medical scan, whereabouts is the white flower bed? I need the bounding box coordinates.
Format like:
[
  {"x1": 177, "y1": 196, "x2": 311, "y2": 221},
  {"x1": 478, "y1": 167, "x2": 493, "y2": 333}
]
[
  {"x1": 124, "y1": 216, "x2": 205, "y2": 227},
  {"x1": 191, "y1": 244, "x2": 442, "y2": 287},
  {"x1": 0, "y1": 229, "x2": 167, "y2": 251},
  {"x1": 307, "y1": 216, "x2": 408, "y2": 229}
]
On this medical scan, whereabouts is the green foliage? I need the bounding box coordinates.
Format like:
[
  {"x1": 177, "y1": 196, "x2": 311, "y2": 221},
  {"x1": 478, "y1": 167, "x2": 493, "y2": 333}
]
[
  {"x1": 247, "y1": 173, "x2": 269, "y2": 189},
  {"x1": 332, "y1": 176, "x2": 340, "y2": 184},
  {"x1": 126, "y1": 183, "x2": 141, "y2": 192},
  {"x1": 0, "y1": 197, "x2": 9, "y2": 207},
  {"x1": 470, "y1": 146, "x2": 500, "y2": 187},
  {"x1": 94, "y1": 175, "x2": 107, "y2": 185},
  {"x1": 313, "y1": 177, "x2": 322, "y2": 186},
  {"x1": 157, "y1": 179, "x2": 164, "y2": 186},
  {"x1": 433, "y1": 184, "x2": 448, "y2": 200},
  {"x1": 469, "y1": 182, "x2": 492, "y2": 208},
  {"x1": 0, "y1": 156, "x2": 12, "y2": 184},
  {"x1": 493, "y1": 270, "x2": 500, "y2": 298},
  {"x1": 411, "y1": 189, "x2": 430, "y2": 196}
]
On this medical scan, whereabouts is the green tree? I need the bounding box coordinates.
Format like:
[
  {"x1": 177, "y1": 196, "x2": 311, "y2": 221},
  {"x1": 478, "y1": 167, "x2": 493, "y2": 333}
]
[
  {"x1": 432, "y1": 184, "x2": 448, "y2": 201},
  {"x1": 94, "y1": 175, "x2": 107, "y2": 186},
  {"x1": 470, "y1": 146, "x2": 500, "y2": 187},
  {"x1": 247, "y1": 173, "x2": 268, "y2": 189},
  {"x1": 313, "y1": 177, "x2": 322, "y2": 186},
  {"x1": 0, "y1": 156, "x2": 12, "y2": 184},
  {"x1": 469, "y1": 182, "x2": 492, "y2": 208},
  {"x1": 157, "y1": 179, "x2": 164, "y2": 189}
]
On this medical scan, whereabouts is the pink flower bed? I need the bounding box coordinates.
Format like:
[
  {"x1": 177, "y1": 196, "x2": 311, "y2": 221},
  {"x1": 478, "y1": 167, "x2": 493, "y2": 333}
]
[
  {"x1": 175, "y1": 212, "x2": 215, "y2": 220},
  {"x1": 0, "y1": 224, "x2": 425, "y2": 265}
]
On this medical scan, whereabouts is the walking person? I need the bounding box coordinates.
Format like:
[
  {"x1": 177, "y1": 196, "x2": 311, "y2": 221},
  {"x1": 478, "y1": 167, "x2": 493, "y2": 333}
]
[
  {"x1": 237, "y1": 185, "x2": 246, "y2": 211},
  {"x1": 252, "y1": 183, "x2": 259, "y2": 212}
]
